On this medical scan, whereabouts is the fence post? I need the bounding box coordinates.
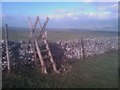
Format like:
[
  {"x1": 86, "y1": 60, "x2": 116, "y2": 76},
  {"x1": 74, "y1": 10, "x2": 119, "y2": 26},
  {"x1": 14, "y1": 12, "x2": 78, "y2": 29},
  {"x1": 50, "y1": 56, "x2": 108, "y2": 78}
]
[
  {"x1": 81, "y1": 38, "x2": 85, "y2": 59},
  {"x1": 5, "y1": 24, "x2": 10, "y2": 73}
]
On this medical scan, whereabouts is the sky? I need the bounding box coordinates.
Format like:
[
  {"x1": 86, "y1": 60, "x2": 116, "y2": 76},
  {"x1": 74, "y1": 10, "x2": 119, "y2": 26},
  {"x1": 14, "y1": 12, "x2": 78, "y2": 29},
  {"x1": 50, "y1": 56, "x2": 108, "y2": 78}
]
[{"x1": 1, "y1": 2, "x2": 118, "y2": 31}]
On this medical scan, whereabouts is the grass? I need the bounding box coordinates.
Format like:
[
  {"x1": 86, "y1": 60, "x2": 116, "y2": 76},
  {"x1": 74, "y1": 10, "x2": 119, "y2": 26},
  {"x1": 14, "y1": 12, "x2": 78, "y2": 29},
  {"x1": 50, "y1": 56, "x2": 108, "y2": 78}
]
[
  {"x1": 1, "y1": 28, "x2": 118, "y2": 88},
  {"x1": 2, "y1": 50, "x2": 118, "y2": 88},
  {"x1": 2, "y1": 28, "x2": 118, "y2": 42}
]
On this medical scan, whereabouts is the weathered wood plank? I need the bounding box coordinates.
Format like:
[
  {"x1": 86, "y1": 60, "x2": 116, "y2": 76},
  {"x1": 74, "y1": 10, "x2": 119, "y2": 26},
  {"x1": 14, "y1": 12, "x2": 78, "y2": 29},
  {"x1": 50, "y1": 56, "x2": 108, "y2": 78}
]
[
  {"x1": 28, "y1": 17, "x2": 38, "y2": 67},
  {"x1": 37, "y1": 17, "x2": 49, "y2": 40},
  {"x1": 5, "y1": 24, "x2": 10, "y2": 73}
]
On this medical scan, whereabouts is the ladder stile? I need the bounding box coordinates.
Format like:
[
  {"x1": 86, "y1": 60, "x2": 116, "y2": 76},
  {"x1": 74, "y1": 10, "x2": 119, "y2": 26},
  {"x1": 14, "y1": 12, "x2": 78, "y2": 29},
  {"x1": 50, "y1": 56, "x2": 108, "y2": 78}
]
[
  {"x1": 39, "y1": 18, "x2": 59, "y2": 73},
  {"x1": 28, "y1": 17, "x2": 47, "y2": 74},
  {"x1": 42, "y1": 33, "x2": 59, "y2": 74},
  {"x1": 28, "y1": 16, "x2": 59, "y2": 74}
]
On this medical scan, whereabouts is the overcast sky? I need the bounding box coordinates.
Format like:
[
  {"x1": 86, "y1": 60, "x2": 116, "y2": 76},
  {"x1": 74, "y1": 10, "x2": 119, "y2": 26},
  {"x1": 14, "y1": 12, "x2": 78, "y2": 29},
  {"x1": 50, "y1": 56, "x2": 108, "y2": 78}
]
[{"x1": 1, "y1": 2, "x2": 118, "y2": 31}]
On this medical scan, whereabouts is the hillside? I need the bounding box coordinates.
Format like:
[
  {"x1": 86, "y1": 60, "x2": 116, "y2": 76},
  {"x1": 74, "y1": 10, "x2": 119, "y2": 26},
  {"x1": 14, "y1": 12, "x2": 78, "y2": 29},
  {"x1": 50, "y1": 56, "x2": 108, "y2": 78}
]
[
  {"x1": 1, "y1": 28, "x2": 118, "y2": 42},
  {"x1": 2, "y1": 50, "x2": 118, "y2": 88}
]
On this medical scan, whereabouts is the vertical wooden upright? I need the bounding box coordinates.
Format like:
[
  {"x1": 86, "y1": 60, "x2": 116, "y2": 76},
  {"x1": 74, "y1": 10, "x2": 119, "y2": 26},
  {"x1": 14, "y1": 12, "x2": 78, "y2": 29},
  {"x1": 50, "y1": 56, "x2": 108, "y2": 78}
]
[
  {"x1": 5, "y1": 24, "x2": 10, "y2": 73},
  {"x1": 28, "y1": 17, "x2": 38, "y2": 68},
  {"x1": 81, "y1": 38, "x2": 85, "y2": 59}
]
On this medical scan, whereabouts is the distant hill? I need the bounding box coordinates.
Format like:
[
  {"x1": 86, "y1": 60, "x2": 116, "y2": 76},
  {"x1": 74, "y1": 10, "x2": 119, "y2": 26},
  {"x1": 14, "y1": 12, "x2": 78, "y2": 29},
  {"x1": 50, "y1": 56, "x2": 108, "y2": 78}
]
[
  {"x1": 1, "y1": 27, "x2": 118, "y2": 42},
  {"x1": 1, "y1": 26, "x2": 118, "y2": 32}
]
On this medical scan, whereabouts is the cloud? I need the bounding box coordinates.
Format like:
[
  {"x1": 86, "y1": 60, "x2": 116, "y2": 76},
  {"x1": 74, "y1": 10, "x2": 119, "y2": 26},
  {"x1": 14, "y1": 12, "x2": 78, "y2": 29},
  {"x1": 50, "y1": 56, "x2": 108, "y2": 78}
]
[
  {"x1": 38, "y1": 2, "x2": 118, "y2": 21},
  {"x1": 85, "y1": 12, "x2": 112, "y2": 20},
  {"x1": 45, "y1": 7, "x2": 118, "y2": 31},
  {"x1": 39, "y1": 10, "x2": 80, "y2": 21},
  {"x1": 2, "y1": 2, "x2": 118, "y2": 31},
  {"x1": 3, "y1": 13, "x2": 117, "y2": 31},
  {"x1": 42, "y1": 9, "x2": 116, "y2": 21},
  {"x1": 55, "y1": 9, "x2": 69, "y2": 14},
  {"x1": 96, "y1": 3, "x2": 118, "y2": 11},
  {"x1": 93, "y1": 3, "x2": 118, "y2": 19}
]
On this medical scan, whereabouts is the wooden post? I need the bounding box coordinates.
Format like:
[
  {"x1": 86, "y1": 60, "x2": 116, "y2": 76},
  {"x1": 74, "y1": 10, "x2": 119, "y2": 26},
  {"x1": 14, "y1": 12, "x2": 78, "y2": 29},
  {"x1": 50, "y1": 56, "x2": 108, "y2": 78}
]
[
  {"x1": 81, "y1": 38, "x2": 85, "y2": 59},
  {"x1": 28, "y1": 17, "x2": 38, "y2": 68},
  {"x1": 5, "y1": 24, "x2": 10, "y2": 73}
]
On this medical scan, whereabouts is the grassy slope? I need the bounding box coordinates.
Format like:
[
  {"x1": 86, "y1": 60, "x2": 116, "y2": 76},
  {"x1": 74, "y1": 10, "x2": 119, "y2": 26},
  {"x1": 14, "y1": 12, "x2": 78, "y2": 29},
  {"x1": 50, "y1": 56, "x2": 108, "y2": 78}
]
[
  {"x1": 2, "y1": 51, "x2": 118, "y2": 88},
  {"x1": 1, "y1": 29, "x2": 118, "y2": 88}
]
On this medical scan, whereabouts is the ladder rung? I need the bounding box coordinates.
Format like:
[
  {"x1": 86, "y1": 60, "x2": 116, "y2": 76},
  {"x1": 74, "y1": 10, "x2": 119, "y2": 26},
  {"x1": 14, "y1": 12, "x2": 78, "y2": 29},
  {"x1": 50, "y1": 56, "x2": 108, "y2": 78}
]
[
  {"x1": 41, "y1": 43, "x2": 46, "y2": 46},
  {"x1": 41, "y1": 49, "x2": 49, "y2": 53},
  {"x1": 42, "y1": 37, "x2": 46, "y2": 40},
  {"x1": 43, "y1": 56, "x2": 51, "y2": 59}
]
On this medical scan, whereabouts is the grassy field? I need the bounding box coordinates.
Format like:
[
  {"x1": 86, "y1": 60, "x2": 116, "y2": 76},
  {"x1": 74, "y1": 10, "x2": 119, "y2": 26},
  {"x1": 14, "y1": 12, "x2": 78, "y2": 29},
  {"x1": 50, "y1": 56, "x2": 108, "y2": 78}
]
[
  {"x1": 1, "y1": 28, "x2": 118, "y2": 88},
  {"x1": 1, "y1": 28, "x2": 118, "y2": 42},
  {"x1": 2, "y1": 50, "x2": 118, "y2": 88}
]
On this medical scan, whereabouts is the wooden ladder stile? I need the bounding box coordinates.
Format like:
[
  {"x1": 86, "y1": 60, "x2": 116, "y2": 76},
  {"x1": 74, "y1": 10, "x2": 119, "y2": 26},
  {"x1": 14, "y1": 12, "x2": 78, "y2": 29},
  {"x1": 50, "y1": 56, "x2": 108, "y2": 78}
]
[
  {"x1": 28, "y1": 16, "x2": 59, "y2": 74},
  {"x1": 37, "y1": 17, "x2": 59, "y2": 74},
  {"x1": 28, "y1": 17, "x2": 47, "y2": 74}
]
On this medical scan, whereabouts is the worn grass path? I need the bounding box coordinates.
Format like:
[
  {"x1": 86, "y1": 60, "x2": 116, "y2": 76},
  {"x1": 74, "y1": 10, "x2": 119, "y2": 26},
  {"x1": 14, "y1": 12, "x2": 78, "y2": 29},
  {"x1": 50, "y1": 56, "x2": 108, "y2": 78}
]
[{"x1": 2, "y1": 51, "x2": 118, "y2": 88}]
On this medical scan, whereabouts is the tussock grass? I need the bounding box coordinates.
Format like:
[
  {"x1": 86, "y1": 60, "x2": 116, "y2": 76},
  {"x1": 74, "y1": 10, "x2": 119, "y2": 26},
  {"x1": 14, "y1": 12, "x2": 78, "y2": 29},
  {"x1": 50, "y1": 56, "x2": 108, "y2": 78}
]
[{"x1": 2, "y1": 51, "x2": 118, "y2": 88}]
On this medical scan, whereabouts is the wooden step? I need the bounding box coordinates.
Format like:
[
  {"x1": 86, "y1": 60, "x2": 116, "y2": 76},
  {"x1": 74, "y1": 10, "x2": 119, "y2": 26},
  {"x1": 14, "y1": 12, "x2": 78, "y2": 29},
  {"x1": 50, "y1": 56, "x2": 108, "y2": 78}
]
[
  {"x1": 41, "y1": 49, "x2": 49, "y2": 53},
  {"x1": 41, "y1": 37, "x2": 46, "y2": 40},
  {"x1": 43, "y1": 56, "x2": 51, "y2": 59},
  {"x1": 41, "y1": 43, "x2": 46, "y2": 46}
]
